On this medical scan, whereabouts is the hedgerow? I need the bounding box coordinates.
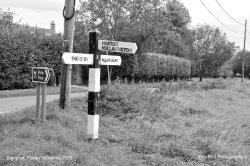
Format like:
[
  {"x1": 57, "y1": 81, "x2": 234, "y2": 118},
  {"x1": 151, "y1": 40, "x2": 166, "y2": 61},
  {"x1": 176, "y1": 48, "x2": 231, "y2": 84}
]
[
  {"x1": 134, "y1": 53, "x2": 191, "y2": 79},
  {"x1": 0, "y1": 23, "x2": 63, "y2": 90}
]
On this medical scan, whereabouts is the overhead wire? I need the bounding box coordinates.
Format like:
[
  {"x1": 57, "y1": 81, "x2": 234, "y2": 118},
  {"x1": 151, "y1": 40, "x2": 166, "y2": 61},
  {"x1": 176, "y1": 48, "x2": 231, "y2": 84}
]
[
  {"x1": 215, "y1": 0, "x2": 244, "y2": 26},
  {"x1": 215, "y1": 0, "x2": 250, "y2": 50},
  {"x1": 200, "y1": 0, "x2": 243, "y2": 34},
  {"x1": 215, "y1": 0, "x2": 250, "y2": 48}
]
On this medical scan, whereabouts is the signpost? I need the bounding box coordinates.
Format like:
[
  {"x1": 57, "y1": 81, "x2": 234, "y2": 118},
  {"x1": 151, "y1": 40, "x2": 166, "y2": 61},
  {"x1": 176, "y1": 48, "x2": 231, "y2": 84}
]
[
  {"x1": 62, "y1": 53, "x2": 122, "y2": 66},
  {"x1": 32, "y1": 67, "x2": 50, "y2": 121},
  {"x1": 101, "y1": 55, "x2": 121, "y2": 66},
  {"x1": 61, "y1": 32, "x2": 137, "y2": 140},
  {"x1": 62, "y1": 53, "x2": 94, "y2": 65},
  {"x1": 32, "y1": 67, "x2": 50, "y2": 83},
  {"x1": 98, "y1": 40, "x2": 137, "y2": 54}
]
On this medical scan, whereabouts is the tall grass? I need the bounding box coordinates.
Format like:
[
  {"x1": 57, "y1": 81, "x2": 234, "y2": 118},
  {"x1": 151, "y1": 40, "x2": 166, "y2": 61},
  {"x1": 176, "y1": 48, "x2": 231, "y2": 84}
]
[{"x1": 0, "y1": 79, "x2": 249, "y2": 165}]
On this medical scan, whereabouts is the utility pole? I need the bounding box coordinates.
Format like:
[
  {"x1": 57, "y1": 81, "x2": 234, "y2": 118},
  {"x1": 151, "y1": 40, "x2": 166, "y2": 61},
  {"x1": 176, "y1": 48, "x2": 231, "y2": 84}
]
[
  {"x1": 60, "y1": 0, "x2": 76, "y2": 109},
  {"x1": 242, "y1": 20, "x2": 247, "y2": 82}
]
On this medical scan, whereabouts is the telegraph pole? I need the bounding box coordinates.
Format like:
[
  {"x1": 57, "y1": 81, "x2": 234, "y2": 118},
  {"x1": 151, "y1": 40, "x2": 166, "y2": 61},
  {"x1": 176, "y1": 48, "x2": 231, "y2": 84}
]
[
  {"x1": 60, "y1": 0, "x2": 76, "y2": 109},
  {"x1": 242, "y1": 20, "x2": 247, "y2": 82}
]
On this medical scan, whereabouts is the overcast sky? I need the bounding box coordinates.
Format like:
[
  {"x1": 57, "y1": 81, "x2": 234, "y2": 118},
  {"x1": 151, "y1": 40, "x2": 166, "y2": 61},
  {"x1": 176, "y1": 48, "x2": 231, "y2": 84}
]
[
  {"x1": 180, "y1": 0, "x2": 250, "y2": 51},
  {"x1": 1, "y1": 0, "x2": 250, "y2": 50},
  {"x1": 0, "y1": 0, "x2": 80, "y2": 33}
]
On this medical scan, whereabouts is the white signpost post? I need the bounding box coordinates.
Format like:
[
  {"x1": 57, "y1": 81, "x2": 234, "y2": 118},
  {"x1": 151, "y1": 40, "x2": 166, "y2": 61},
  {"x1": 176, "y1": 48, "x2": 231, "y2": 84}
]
[{"x1": 62, "y1": 33, "x2": 137, "y2": 140}]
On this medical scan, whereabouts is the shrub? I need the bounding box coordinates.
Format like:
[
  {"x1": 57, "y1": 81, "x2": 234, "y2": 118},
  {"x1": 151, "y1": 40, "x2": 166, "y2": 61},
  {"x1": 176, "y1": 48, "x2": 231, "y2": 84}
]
[
  {"x1": 0, "y1": 23, "x2": 63, "y2": 90},
  {"x1": 98, "y1": 84, "x2": 164, "y2": 120},
  {"x1": 157, "y1": 81, "x2": 198, "y2": 94},
  {"x1": 201, "y1": 79, "x2": 227, "y2": 90},
  {"x1": 134, "y1": 53, "x2": 191, "y2": 79}
]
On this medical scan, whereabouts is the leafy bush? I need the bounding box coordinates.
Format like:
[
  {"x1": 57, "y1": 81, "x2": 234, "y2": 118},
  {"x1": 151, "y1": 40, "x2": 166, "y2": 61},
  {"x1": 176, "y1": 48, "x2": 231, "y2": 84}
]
[
  {"x1": 99, "y1": 84, "x2": 164, "y2": 120},
  {"x1": 201, "y1": 79, "x2": 227, "y2": 90},
  {"x1": 0, "y1": 23, "x2": 63, "y2": 90},
  {"x1": 157, "y1": 81, "x2": 198, "y2": 94},
  {"x1": 134, "y1": 53, "x2": 191, "y2": 79}
]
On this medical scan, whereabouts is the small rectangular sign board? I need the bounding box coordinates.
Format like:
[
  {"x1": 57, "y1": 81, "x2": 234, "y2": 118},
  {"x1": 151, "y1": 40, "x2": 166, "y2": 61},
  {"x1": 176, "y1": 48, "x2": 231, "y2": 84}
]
[
  {"x1": 98, "y1": 40, "x2": 137, "y2": 54},
  {"x1": 32, "y1": 67, "x2": 50, "y2": 83},
  {"x1": 101, "y1": 55, "x2": 121, "y2": 66},
  {"x1": 62, "y1": 53, "x2": 94, "y2": 65}
]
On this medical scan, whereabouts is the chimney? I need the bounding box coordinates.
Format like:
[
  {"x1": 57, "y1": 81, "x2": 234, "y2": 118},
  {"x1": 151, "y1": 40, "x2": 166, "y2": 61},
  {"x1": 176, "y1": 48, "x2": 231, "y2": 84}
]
[
  {"x1": 0, "y1": 8, "x2": 3, "y2": 19},
  {"x1": 50, "y1": 21, "x2": 56, "y2": 33}
]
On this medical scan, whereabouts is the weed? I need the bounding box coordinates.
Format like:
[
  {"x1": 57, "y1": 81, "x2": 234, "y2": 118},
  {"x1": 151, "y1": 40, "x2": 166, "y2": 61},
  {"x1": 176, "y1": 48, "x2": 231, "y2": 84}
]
[
  {"x1": 99, "y1": 84, "x2": 164, "y2": 120},
  {"x1": 157, "y1": 81, "x2": 198, "y2": 94},
  {"x1": 0, "y1": 79, "x2": 249, "y2": 166},
  {"x1": 160, "y1": 143, "x2": 197, "y2": 162},
  {"x1": 201, "y1": 79, "x2": 227, "y2": 90}
]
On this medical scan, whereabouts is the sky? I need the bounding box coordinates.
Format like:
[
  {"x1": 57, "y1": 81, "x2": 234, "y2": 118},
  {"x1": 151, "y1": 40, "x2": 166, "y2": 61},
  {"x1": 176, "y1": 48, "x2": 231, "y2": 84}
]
[
  {"x1": 180, "y1": 0, "x2": 250, "y2": 50},
  {"x1": 1, "y1": 0, "x2": 250, "y2": 50},
  {"x1": 0, "y1": 0, "x2": 80, "y2": 33}
]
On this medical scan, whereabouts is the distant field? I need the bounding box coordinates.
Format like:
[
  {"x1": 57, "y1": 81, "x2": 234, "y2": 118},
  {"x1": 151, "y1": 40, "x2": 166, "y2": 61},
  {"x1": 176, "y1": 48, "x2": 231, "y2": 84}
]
[
  {"x1": 0, "y1": 86, "x2": 87, "y2": 98},
  {"x1": 0, "y1": 78, "x2": 250, "y2": 166}
]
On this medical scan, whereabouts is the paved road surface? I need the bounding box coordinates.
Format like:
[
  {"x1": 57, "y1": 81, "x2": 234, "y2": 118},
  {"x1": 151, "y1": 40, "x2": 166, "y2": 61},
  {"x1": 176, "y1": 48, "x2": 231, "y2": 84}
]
[{"x1": 0, "y1": 92, "x2": 88, "y2": 114}]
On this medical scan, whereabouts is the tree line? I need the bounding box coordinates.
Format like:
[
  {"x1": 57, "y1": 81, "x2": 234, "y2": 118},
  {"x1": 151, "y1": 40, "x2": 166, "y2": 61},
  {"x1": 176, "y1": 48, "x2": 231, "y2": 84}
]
[{"x1": 0, "y1": 0, "x2": 243, "y2": 90}]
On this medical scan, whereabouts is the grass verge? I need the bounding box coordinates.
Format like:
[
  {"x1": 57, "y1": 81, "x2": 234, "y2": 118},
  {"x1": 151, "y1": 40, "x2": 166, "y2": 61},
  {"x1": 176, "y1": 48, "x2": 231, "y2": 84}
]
[{"x1": 0, "y1": 79, "x2": 249, "y2": 165}]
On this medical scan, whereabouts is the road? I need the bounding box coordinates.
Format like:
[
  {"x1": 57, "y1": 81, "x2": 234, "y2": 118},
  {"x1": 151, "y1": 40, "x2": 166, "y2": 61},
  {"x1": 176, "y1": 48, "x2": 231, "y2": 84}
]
[{"x1": 0, "y1": 92, "x2": 88, "y2": 114}]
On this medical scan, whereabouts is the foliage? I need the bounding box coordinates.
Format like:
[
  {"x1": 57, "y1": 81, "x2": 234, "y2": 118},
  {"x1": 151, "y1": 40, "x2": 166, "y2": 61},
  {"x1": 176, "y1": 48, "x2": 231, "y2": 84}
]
[
  {"x1": 0, "y1": 24, "x2": 37, "y2": 89},
  {"x1": 157, "y1": 81, "x2": 198, "y2": 94},
  {"x1": 217, "y1": 61, "x2": 234, "y2": 78},
  {"x1": 141, "y1": 0, "x2": 193, "y2": 58},
  {"x1": 0, "y1": 22, "x2": 63, "y2": 90},
  {"x1": 77, "y1": 0, "x2": 192, "y2": 55},
  {"x1": 75, "y1": 0, "x2": 193, "y2": 83},
  {"x1": 200, "y1": 79, "x2": 227, "y2": 90},
  {"x1": 232, "y1": 50, "x2": 250, "y2": 76},
  {"x1": 134, "y1": 53, "x2": 191, "y2": 78},
  {"x1": 192, "y1": 24, "x2": 236, "y2": 81},
  {"x1": 99, "y1": 84, "x2": 161, "y2": 118}
]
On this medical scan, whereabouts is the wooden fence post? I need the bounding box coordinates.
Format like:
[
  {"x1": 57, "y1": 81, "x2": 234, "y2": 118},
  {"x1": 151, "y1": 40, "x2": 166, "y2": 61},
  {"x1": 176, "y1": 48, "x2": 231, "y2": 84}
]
[
  {"x1": 36, "y1": 83, "x2": 41, "y2": 119},
  {"x1": 41, "y1": 84, "x2": 47, "y2": 121}
]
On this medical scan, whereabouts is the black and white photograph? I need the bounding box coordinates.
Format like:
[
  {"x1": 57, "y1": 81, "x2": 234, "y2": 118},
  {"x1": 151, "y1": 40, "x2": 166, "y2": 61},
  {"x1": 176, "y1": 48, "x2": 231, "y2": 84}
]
[{"x1": 0, "y1": 0, "x2": 250, "y2": 165}]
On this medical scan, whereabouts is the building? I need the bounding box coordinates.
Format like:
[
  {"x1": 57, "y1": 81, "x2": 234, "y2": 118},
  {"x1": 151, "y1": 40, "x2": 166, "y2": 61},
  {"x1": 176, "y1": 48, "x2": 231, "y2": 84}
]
[
  {"x1": 0, "y1": 8, "x2": 57, "y2": 37},
  {"x1": 50, "y1": 21, "x2": 56, "y2": 33},
  {"x1": 29, "y1": 21, "x2": 57, "y2": 37},
  {"x1": 0, "y1": 8, "x2": 3, "y2": 19}
]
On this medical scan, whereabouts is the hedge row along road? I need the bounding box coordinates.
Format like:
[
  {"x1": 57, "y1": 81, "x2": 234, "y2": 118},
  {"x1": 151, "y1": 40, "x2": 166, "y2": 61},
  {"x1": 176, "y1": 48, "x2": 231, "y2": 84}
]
[{"x1": 135, "y1": 53, "x2": 191, "y2": 79}]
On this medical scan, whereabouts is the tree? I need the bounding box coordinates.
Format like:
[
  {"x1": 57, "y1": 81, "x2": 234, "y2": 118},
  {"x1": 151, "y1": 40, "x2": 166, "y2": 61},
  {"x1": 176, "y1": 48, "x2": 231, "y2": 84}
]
[
  {"x1": 232, "y1": 50, "x2": 250, "y2": 77},
  {"x1": 192, "y1": 24, "x2": 236, "y2": 81},
  {"x1": 76, "y1": 0, "x2": 192, "y2": 83},
  {"x1": 165, "y1": 0, "x2": 191, "y2": 35},
  {"x1": 77, "y1": 0, "x2": 172, "y2": 52},
  {"x1": 0, "y1": 8, "x2": 14, "y2": 25},
  {"x1": 218, "y1": 60, "x2": 233, "y2": 78}
]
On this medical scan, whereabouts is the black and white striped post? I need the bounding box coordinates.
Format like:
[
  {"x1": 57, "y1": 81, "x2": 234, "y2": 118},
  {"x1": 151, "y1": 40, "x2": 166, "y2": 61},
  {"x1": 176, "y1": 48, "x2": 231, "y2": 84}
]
[{"x1": 87, "y1": 31, "x2": 100, "y2": 139}]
